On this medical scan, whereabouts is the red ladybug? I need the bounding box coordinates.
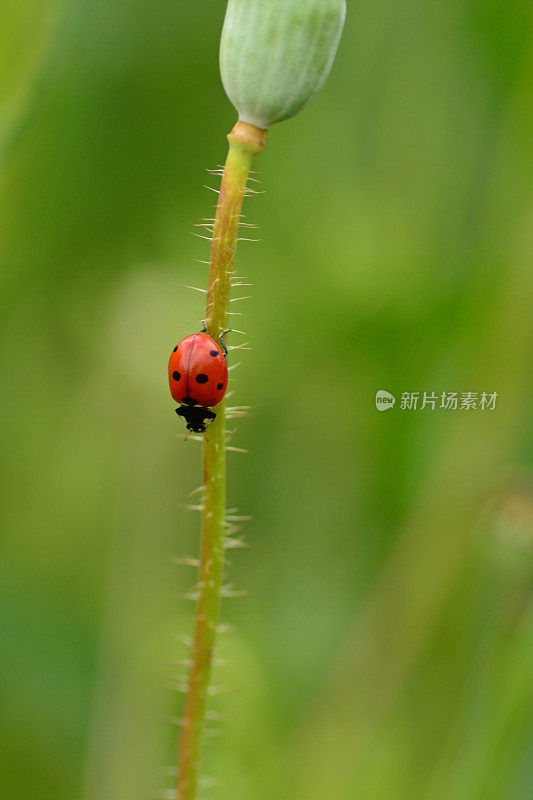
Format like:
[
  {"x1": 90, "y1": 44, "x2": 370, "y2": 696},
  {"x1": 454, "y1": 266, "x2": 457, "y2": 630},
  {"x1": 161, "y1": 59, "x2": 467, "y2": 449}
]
[{"x1": 168, "y1": 325, "x2": 229, "y2": 432}]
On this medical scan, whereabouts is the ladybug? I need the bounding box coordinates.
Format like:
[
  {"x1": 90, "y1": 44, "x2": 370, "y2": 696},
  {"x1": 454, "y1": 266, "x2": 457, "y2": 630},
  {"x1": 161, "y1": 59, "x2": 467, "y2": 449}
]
[{"x1": 168, "y1": 324, "x2": 229, "y2": 433}]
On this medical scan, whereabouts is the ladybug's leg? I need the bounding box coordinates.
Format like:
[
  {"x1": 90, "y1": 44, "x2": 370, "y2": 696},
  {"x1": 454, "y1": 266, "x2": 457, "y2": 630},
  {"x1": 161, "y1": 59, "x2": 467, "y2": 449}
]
[
  {"x1": 200, "y1": 320, "x2": 207, "y2": 333},
  {"x1": 218, "y1": 328, "x2": 232, "y2": 358}
]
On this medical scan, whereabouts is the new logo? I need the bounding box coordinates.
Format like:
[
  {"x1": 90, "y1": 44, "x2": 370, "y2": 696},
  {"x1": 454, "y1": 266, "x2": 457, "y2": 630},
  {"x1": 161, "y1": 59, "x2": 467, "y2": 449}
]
[{"x1": 375, "y1": 390, "x2": 396, "y2": 411}]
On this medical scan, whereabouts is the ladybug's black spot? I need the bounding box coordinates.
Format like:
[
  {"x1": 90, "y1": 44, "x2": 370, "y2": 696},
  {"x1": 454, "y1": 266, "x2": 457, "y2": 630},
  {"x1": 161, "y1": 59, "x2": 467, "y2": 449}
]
[
  {"x1": 172, "y1": 371, "x2": 181, "y2": 381},
  {"x1": 173, "y1": 346, "x2": 178, "y2": 352},
  {"x1": 217, "y1": 383, "x2": 223, "y2": 390},
  {"x1": 182, "y1": 397, "x2": 197, "y2": 406},
  {"x1": 196, "y1": 373, "x2": 208, "y2": 384},
  {"x1": 210, "y1": 350, "x2": 219, "y2": 357}
]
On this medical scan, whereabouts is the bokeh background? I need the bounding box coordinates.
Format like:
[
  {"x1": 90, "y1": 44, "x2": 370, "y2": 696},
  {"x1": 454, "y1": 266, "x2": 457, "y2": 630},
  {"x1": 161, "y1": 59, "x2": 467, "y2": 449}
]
[{"x1": 1, "y1": 2, "x2": 532, "y2": 799}]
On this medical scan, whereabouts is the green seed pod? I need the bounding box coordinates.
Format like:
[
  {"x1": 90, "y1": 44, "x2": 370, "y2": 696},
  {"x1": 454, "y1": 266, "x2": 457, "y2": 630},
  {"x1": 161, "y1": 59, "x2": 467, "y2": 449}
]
[{"x1": 220, "y1": 0, "x2": 346, "y2": 130}]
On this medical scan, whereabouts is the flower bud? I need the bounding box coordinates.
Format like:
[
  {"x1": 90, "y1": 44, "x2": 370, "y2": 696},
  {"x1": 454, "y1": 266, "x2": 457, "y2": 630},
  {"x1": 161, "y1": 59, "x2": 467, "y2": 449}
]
[{"x1": 220, "y1": 0, "x2": 346, "y2": 130}]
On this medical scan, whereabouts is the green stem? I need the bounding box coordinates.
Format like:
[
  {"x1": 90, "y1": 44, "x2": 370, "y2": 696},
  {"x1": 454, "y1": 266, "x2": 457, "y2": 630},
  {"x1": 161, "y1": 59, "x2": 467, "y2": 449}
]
[{"x1": 177, "y1": 121, "x2": 266, "y2": 800}]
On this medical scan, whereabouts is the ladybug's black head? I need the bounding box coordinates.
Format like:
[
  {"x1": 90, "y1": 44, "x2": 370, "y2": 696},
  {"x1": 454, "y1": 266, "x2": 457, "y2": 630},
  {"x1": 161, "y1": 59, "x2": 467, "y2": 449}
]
[{"x1": 176, "y1": 405, "x2": 216, "y2": 433}]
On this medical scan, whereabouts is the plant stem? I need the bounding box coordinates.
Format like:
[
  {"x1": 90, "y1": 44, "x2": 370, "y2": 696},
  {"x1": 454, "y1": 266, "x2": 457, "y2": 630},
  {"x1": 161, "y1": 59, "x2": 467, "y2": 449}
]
[{"x1": 176, "y1": 121, "x2": 266, "y2": 800}]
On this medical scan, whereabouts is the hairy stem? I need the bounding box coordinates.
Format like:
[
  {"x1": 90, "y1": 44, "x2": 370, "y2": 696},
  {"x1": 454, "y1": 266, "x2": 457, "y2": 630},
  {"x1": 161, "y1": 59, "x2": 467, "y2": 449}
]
[{"x1": 176, "y1": 121, "x2": 266, "y2": 800}]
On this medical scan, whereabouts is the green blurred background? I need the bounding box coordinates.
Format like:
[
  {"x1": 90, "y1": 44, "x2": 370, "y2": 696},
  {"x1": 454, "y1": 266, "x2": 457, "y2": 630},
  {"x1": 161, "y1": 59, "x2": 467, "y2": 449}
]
[{"x1": 1, "y1": 2, "x2": 532, "y2": 799}]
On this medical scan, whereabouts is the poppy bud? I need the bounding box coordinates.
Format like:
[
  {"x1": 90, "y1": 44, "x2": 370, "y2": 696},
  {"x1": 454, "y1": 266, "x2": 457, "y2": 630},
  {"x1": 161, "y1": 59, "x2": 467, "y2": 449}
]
[{"x1": 220, "y1": 0, "x2": 346, "y2": 130}]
